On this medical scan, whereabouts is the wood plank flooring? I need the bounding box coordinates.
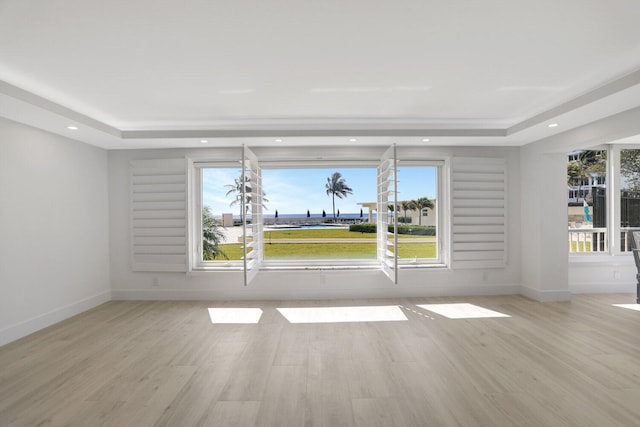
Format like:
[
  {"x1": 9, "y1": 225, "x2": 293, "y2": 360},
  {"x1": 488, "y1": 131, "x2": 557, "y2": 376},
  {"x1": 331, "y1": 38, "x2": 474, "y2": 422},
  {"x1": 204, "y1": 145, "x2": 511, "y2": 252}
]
[{"x1": 1, "y1": 294, "x2": 639, "y2": 426}]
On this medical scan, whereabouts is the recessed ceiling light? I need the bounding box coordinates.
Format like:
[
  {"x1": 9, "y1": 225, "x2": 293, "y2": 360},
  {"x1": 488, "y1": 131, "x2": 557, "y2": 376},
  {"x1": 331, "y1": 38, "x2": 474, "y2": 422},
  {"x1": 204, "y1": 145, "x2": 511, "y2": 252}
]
[
  {"x1": 275, "y1": 139, "x2": 283, "y2": 142},
  {"x1": 200, "y1": 139, "x2": 208, "y2": 143},
  {"x1": 548, "y1": 123, "x2": 559, "y2": 128},
  {"x1": 349, "y1": 138, "x2": 357, "y2": 142},
  {"x1": 67, "y1": 125, "x2": 78, "y2": 130},
  {"x1": 422, "y1": 138, "x2": 430, "y2": 142}
]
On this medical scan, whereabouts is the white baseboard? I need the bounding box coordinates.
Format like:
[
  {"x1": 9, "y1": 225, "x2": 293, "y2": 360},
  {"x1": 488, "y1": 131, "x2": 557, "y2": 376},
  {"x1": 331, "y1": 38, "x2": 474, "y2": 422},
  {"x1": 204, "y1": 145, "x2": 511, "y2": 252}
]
[
  {"x1": 519, "y1": 285, "x2": 572, "y2": 302},
  {"x1": 111, "y1": 283, "x2": 521, "y2": 301},
  {"x1": 569, "y1": 281, "x2": 636, "y2": 294},
  {"x1": 0, "y1": 291, "x2": 111, "y2": 347}
]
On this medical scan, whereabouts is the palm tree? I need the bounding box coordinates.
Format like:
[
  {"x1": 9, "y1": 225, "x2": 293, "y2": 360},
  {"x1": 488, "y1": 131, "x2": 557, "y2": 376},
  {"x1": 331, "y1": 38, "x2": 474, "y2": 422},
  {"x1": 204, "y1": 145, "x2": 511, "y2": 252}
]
[
  {"x1": 401, "y1": 200, "x2": 414, "y2": 223},
  {"x1": 411, "y1": 197, "x2": 434, "y2": 225},
  {"x1": 325, "y1": 172, "x2": 353, "y2": 221},
  {"x1": 577, "y1": 150, "x2": 607, "y2": 184},
  {"x1": 202, "y1": 206, "x2": 228, "y2": 260},
  {"x1": 224, "y1": 175, "x2": 269, "y2": 222}
]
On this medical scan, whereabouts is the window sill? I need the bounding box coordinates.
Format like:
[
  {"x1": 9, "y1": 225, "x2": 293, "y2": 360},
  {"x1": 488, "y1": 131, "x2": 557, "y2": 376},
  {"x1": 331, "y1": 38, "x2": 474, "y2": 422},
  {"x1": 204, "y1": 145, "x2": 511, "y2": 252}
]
[
  {"x1": 189, "y1": 262, "x2": 448, "y2": 273},
  {"x1": 569, "y1": 252, "x2": 633, "y2": 265}
]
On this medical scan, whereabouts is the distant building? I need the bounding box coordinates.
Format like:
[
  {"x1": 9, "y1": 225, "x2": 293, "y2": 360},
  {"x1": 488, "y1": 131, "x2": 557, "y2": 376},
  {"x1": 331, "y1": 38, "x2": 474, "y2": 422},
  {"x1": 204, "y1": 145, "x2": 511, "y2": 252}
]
[{"x1": 358, "y1": 201, "x2": 437, "y2": 226}]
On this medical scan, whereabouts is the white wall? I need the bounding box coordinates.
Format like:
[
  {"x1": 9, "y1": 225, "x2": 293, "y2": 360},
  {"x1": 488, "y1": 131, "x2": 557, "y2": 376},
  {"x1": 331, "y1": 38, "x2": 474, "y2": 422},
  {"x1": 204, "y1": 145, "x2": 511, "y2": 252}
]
[
  {"x1": 109, "y1": 145, "x2": 522, "y2": 300},
  {"x1": 519, "y1": 149, "x2": 571, "y2": 301},
  {"x1": 0, "y1": 118, "x2": 111, "y2": 345}
]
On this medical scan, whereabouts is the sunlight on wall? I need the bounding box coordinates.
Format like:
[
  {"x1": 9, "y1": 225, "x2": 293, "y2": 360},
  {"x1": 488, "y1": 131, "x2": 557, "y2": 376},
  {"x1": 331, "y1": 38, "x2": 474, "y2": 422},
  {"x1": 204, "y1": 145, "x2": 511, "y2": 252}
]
[
  {"x1": 417, "y1": 303, "x2": 511, "y2": 319},
  {"x1": 208, "y1": 308, "x2": 263, "y2": 324},
  {"x1": 276, "y1": 306, "x2": 408, "y2": 324}
]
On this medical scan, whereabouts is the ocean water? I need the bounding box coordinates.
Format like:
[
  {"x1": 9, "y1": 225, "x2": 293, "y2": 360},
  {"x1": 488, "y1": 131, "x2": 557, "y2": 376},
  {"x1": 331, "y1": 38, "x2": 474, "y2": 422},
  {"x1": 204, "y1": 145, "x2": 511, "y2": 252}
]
[{"x1": 268, "y1": 213, "x2": 367, "y2": 219}]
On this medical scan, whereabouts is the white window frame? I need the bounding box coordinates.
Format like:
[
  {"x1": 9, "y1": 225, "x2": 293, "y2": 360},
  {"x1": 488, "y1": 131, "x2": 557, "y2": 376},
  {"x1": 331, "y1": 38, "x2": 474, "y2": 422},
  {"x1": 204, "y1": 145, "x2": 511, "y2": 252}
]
[
  {"x1": 569, "y1": 144, "x2": 640, "y2": 258},
  {"x1": 189, "y1": 148, "x2": 448, "y2": 279},
  {"x1": 612, "y1": 144, "x2": 640, "y2": 256},
  {"x1": 395, "y1": 159, "x2": 446, "y2": 268},
  {"x1": 191, "y1": 160, "x2": 245, "y2": 271}
]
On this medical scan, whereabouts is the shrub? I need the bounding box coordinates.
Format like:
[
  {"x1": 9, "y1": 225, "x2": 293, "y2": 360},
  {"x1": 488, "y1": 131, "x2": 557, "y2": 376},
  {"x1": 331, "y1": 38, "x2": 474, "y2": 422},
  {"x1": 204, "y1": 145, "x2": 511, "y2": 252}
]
[
  {"x1": 349, "y1": 223, "x2": 377, "y2": 233},
  {"x1": 395, "y1": 225, "x2": 436, "y2": 236},
  {"x1": 349, "y1": 223, "x2": 436, "y2": 236}
]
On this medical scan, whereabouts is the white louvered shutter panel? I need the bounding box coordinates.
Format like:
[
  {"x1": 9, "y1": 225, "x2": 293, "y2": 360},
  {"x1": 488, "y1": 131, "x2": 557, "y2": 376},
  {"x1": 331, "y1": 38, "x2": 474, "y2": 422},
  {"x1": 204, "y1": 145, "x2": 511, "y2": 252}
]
[
  {"x1": 451, "y1": 157, "x2": 506, "y2": 269},
  {"x1": 377, "y1": 145, "x2": 398, "y2": 284},
  {"x1": 130, "y1": 159, "x2": 187, "y2": 272},
  {"x1": 242, "y1": 145, "x2": 263, "y2": 286}
]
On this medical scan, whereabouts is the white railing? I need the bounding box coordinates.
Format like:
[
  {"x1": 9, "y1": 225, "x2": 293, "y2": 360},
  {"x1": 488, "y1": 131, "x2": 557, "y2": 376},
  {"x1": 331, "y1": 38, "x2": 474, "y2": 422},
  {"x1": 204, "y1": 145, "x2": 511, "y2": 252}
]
[
  {"x1": 568, "y1": 227, "x2": 607, "y2": 253},
  {"x1": 568, "y1": 227, "x2": 640, "y2": 253}
]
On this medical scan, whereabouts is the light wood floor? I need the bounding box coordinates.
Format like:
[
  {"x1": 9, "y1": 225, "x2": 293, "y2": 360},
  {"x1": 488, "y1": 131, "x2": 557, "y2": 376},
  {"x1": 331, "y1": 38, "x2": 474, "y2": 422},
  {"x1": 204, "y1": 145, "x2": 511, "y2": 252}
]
[{"x1": 1, "y1": 294, "x2": 639, "y2": 426}]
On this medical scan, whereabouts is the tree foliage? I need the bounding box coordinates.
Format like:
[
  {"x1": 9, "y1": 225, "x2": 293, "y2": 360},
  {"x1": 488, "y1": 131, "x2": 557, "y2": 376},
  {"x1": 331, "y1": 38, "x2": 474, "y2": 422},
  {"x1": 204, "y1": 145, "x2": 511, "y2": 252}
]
[
  {"x1": 202, "y1": 206, "x2": 228, "y2": 260},
  {"x1": 567, "y1": 160, "x2": 582, "y2": 185},
  {"x1": 325, "y1": 172, "x2": 353, "y2": 220},
  {"x1": 621, "y1": 149, "x2": 640, "y2": 191},
  {"x1": 410, "y1": 197, "x2": 435, "y2": 225},
  {"x1": 568, "y1": 150, "x2": 606, "y2": 185},
  {"x1": 401, "y1": 200, "x2": 414, "y2": 222},
  {"x1": 224, "y1": 175, "x2": 269, "y2": 220},
  {"x1": 567, "y1": 149, "x2": 640, "y2": 191},
  {"x1": 579, "y1": 150, "x2": 607, "y2": 180}
]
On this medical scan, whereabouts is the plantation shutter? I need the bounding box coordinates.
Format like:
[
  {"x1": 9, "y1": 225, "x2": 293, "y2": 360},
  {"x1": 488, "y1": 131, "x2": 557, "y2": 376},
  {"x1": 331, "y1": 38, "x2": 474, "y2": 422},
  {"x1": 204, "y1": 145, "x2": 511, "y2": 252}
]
[
  {"x1": 242, "y1": 146, "x2": 263, "y2": 285},
  {"x1": 378, "y1": 145, "x2": 398, "y2": 283},
  {"x1": 451, "y1": 157, "x2": 506, "y2": 269},
  {"x1": 130, "y1": 158, "x2": 187, "y2": 272}
]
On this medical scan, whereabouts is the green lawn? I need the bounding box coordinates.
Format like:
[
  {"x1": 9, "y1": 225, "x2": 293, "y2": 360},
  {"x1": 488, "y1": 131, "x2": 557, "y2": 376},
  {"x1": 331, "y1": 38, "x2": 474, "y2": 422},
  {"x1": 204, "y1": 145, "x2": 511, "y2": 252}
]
[
  {"x1": 210, "y1": 228, "x2": 437, "y2": 261},
  {"x1": 216, "y1": 242, "x2": 436, "y2": 260}
]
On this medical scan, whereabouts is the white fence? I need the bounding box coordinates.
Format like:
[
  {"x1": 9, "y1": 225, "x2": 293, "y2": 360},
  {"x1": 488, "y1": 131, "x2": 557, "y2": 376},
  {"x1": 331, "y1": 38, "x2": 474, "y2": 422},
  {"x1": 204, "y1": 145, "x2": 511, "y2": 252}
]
[
  {"x1": 568, "y1": 227, "x2": 607, "y2": 253},
  {"x1": 568, "y1": 227, "x2": 640, "y2": 253}
]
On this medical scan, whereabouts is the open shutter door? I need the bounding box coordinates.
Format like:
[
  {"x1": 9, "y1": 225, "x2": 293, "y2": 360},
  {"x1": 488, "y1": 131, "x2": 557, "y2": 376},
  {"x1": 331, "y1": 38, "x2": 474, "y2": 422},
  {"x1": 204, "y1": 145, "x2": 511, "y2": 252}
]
[
  {"x1": 451, "y1": 157, "x2": 506, "y2": 269},
  {"x1": 378, "y1": 145, "x2": 398, "y2": 283},
  {"x1": 130, "y1": 158, "x2": 187, "y2": 272},
  {"x1": 242, "y1": 145, "x2": 263, "y2": 286}
]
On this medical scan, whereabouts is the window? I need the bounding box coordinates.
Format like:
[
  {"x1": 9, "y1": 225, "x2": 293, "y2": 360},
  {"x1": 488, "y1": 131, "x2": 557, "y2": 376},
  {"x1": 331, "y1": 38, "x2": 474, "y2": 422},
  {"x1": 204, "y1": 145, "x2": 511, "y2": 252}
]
[
  {"x1": 261, "y1": 166, "x2": 378, "y2": 262},
  {"x1": 567, "y1": 149, "x2": 607, "y2": 253},
  {"x1": 620, "y1": 148, "x2": 640, "y2": 251},
  {"x1": 568, "y1": 146, "x2": 640, "y2": 255},
  {"x1": 190, "y1": 146, "x2": 445, "y2": 282},
  {"x1": 191, "y1": 146, "x2": 263, "y2": 285},
  {"x1": 196, "y1": 163, "x2": 247, "y2": 265},
  {"x1": 393, "y1": 164, "x2": 440, "y2": 265}
]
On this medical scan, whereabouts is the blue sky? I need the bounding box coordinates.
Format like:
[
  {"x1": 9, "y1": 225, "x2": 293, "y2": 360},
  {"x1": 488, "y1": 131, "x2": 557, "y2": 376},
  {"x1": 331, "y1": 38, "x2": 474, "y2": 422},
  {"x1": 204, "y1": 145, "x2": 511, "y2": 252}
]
[{"x1": 203, "y1": 166, "x2": 436, "y2": 217}]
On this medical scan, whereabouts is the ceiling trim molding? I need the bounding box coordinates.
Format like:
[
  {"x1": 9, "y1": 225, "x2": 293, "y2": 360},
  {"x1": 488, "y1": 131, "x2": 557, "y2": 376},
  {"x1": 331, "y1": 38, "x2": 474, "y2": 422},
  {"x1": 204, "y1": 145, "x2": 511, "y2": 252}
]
[
  {"x1": 507, "y1": 68, "x2": 640, "y2": 135},
  {"x1": 121, "y1": 128, "x2": 507, "y2": 139},
  {"x1": 524, "y1": 106, "x2": 640, "y2": 154},
  {"x1": 0, "y1": 80, "x2": 121, "y2": 137},
  {"x1": 2, "y1": 68, "x2": 640, "y2": 147}
]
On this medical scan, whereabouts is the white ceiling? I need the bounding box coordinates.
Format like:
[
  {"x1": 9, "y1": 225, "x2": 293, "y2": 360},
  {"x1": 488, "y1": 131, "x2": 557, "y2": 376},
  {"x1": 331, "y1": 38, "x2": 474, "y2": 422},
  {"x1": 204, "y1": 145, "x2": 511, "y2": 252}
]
[{"x1": 1, "y1": 0, "x2": 640, "y2": 149}]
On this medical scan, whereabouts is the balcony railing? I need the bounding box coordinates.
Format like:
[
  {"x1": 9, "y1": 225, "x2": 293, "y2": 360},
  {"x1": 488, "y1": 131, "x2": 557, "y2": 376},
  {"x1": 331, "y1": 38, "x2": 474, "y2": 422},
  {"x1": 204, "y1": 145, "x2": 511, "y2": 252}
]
[
  {"x1": 568, "y1": 227, "x2": 640, "y2": 253},
  {"x1": 568, "y1": 227, "x2": 607, "y2": 253}
]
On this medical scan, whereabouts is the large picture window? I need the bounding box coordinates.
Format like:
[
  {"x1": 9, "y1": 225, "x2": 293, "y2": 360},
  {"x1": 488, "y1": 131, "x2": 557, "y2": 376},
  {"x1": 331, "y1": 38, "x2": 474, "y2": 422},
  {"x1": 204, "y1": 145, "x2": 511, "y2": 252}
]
[{"x1": 190, "y1": 147, "x2": 445, "y2": 283}]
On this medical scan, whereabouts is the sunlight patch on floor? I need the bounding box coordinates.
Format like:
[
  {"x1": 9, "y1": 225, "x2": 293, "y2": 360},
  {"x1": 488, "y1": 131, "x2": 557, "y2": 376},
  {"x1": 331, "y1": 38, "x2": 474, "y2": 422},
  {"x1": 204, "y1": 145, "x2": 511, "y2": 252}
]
[
  {"x1": 613, "y1": 304, "x2": 640, "y2": 312},
  {"x1": 277, "y1": 306, "x2": 408, "y2": 324},
  {"x1": 208, "y1": 308, "x2": 263, "y2": 324},
  {"x1": 417, "y1": 303, "x2": 511, "y2": 319}
]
